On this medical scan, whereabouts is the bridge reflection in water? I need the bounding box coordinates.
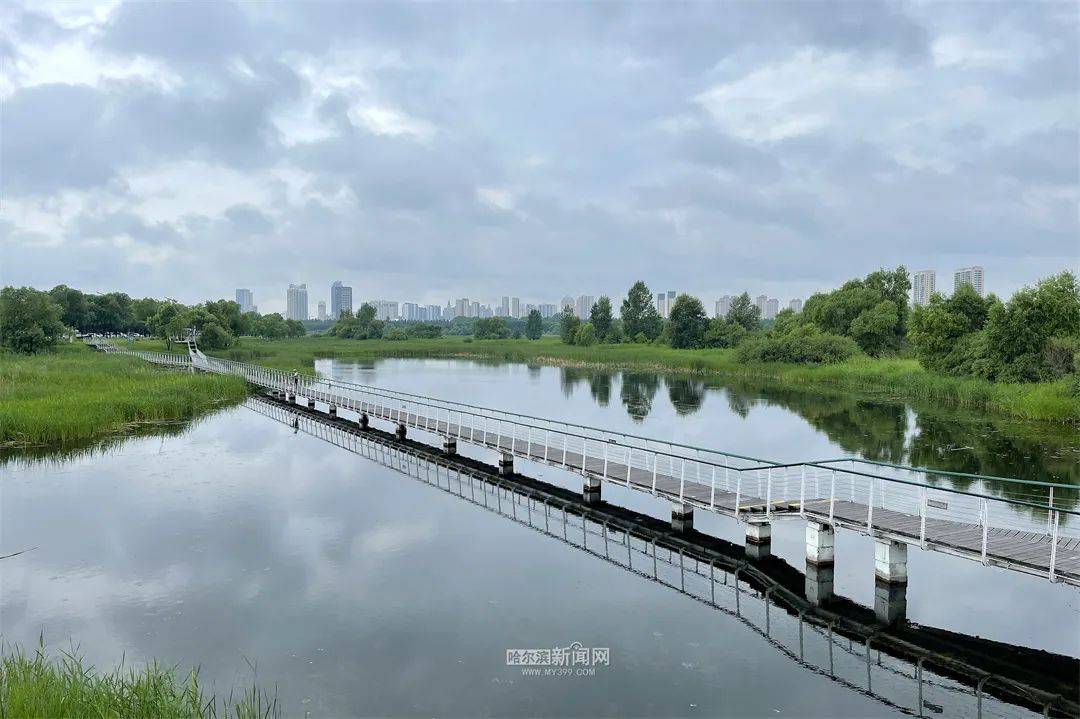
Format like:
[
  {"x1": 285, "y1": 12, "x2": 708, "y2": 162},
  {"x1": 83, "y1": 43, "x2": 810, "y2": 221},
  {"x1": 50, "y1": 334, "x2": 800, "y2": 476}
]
[{"x1": 248, "y1": 397, "x2": 1078, "y2": 719}]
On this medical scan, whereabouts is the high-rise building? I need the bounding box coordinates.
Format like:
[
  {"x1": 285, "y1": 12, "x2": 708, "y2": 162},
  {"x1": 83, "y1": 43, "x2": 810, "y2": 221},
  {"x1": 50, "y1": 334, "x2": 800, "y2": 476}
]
[
  {"x1": 953, "y1": 266, "x2": 985, "y2": 297},
  {"x1": 470, "y1": 301, "x2": 481, "y2": 318},
  {"x1": 425, "y1": 305, "x2": 442, "y2": 322},
  {"x1": 317, "y1": 300, "x2": 327, "y2": 320},
  {"x1": 402, "y1": 302, "x2": 419, "y2": 321},
  {"x1": 498, "y1": 296, "x2": 510, "y2": 317},
  {"x1": 330, "y1": 281, "x2": 353, "y2": 319},
  {"x1": 235, "y1": 288, "x2": 254, "y2": 314},
  {"x1": 511, "y1": 297, "x2": 521, "y2": 319},
  {"x1": 454, "y1": 298, "x2": 469, "y2": 318},
  {"x1": 912, "y1": 270, "x2": 936, "y2": 307},
  {"x1": 789, "y1": 298, "x2": 803, "y2": 313},
  {"x1": 755, "y1": 294, "x2": 768, "y2": 318},
  {"x1": 560, "y1": 296, "x2": 574, "y2": 313},
  {"x1": 715, "y1": 295, "x2": 732, "y2": 319},
  {"x1": 286, "y1": 284, "x2": 308, "y2": 320},
  {"x1": 370, "y1": 300, "x2": 399, "y2": 321},
  {"x1": 575, "y1": 295, "x2": 595, "y2": 321},
  {"x1": 539, "y1": 303, "x2": 557, "y2": 318},
  {"x1": 656, "y1": 293, "x2": 666, "y2": 318},
  {"x1": 666, "y1": 291, "x2": 676, "y2": 318},
  {"x1": 766, "y1": 298, "x2": 779, "y2": 320}
]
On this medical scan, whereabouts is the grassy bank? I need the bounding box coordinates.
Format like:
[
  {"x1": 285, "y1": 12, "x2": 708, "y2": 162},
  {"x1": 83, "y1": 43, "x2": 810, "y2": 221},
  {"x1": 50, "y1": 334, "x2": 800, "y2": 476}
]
[
  {"x1": 0, "y1": 642, "x2": 277, "y2": 718},
  {"x1": 1, "y1": 344, "x2": 248, "y2": 449},
  {"x1": 129, "y1": 335, "x2": 1080, "y2": 423}
]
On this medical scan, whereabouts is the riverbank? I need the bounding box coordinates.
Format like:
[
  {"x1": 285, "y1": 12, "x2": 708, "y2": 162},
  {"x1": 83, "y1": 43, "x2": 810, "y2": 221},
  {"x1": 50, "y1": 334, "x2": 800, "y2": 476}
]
[
  {"x1": 0, "y1": 344, "x2": 248, "y2": 449},
  {"x1": 0, "y1": 641, "x2": 277, "y2": 718},
  {"x1": 136, "y1": 336, "x2": 1079, "y2": 423}
]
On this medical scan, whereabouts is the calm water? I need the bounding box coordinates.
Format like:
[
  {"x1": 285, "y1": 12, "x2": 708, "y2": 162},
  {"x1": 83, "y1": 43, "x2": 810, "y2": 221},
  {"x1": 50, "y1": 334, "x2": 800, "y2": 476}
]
[{"x1": 3, "y1": 358, "x2": 1078, "y2": 717}]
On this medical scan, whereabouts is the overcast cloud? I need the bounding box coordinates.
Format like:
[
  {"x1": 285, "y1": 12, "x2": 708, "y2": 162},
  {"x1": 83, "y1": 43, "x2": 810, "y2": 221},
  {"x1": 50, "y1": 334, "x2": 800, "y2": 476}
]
[{"x1": 2, "y1": 1, "x2": 1077, "y2": 313}]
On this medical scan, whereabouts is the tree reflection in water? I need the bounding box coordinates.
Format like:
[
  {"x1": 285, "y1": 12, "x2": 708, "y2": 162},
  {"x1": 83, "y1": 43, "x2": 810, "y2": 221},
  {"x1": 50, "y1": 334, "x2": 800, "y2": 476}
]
[
  {"x1": 665, "y1": 376, "x2": 706, "y2": 416},
  {"x1": 619, "y1": 372, "x2": 660, "y2": 423}
]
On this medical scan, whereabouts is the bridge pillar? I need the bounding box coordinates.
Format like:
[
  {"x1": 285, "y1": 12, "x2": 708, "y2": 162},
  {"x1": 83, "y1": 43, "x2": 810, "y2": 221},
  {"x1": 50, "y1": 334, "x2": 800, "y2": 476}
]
[
  {"x1": 307, "y1": 398, "x2": 315, "y2": 410},
  {"x1": 874, "y1": 539, "x2": 908, "y2": 584},
  {"x1": 671, "y1": 503, "x2": 694, "y2": 533},
  {"x1": 745, "y1": 519, "x2": 772, "y2": 560},
  {"x1": 443, "y1": 437, "x2": 457, "y2": 455},
  {"x1": 287, "y1": 392, "x2": 296, "y2": 404},
  {"x1": 874, "y1": 578, "x2": 907, "y2": 625},
  {"x1": 806, "y1": 521, "x2": 835, "y2": 566},
  {"x1": 804, "y1": 562, "x2": 834, "y2": 606},
  {"x1": 396, "y1": 423, "x2": 407, "y2": 441},
  {"x1": 328, "y1": 405, "x2": 337, "y2": 418},
  {"x1": 359, "y1": 413, "x2": 369, "y2": 429},
  {"x1": 583, "y1": 475, "x2": 602, "y2": 504},
  {"x1": 499, "y1": 452, "x2": 514, "y2": 476}
]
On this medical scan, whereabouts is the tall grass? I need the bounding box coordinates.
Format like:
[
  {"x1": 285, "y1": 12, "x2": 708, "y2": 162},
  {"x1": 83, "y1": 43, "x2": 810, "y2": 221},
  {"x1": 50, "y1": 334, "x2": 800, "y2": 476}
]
[
  {"x1": 1, "y1": 344, "x2": 248, "y2": 448},
  {"x1": 0, "y1": 640, "x2": 278, "y2": 718},
  {"x1": 130, "y1": 335, "x2": 1080, "y2": 423}
]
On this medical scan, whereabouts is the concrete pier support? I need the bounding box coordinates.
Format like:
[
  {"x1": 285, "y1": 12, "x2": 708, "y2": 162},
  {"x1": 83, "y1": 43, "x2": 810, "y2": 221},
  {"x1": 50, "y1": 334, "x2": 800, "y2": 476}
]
[
  {"x1": 806, "y1": 521, "x2": 835, "y2": 565},
  {"x1": 287, "y1": 392, "x2": 296, "y2": 404},
  {"x1": 395, "y1": 423, "x2": 407, "y2": 441},
  {"x1": 443, "y1": 437, "x2": 457, "y2": 455},
  {"x1": 874, "y1": 578, "x2": 908, "y2": 624},
  {"x1": 328, "y1": 404, "x2": 337, "y2": 418},
  {"x1": 359, "y1": 413, "x2": 369, "y2": 429},
  {"x1": 499, "y1": 452, "x2": 514, "y2": 476},
  {"x1": 671, "y1": 503, "x2": 694, "y2": 533},
  {"x1": 745, "y1": 519, "x2": 772, "y2": 559},
  {"x1": 583, "y1": 475, "x2": 602, "y2": 504},
  {"x1": 805, "y1": 562, "x2": 835, "y2": 606},
  {"x1": 307, "y1": 398, "x2": 315, "y2": 410},
  {"x1": 874, "y1": 539, "x2": 908, "y2": 584}
]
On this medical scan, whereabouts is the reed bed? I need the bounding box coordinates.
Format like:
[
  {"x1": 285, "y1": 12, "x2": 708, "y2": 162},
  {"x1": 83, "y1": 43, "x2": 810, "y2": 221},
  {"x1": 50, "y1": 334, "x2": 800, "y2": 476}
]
[
  {"x1": 0, "y1": 640, "x2": 277, "y2": 719},
  {"x1": 1, "y1": 344, "x2": 248, "y2": 448}
]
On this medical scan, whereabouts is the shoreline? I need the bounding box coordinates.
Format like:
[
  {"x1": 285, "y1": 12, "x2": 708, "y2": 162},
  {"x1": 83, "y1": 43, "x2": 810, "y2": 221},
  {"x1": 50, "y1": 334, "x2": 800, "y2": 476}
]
[{"x1": 181, "y1": 336, "x2": 1080, "y2": 424}]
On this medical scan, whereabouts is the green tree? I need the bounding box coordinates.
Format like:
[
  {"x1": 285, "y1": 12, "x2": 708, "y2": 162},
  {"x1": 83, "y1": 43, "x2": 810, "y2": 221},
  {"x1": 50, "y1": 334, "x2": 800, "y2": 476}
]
[
  {"x1": 285, "y1": 319, "x2": 306, "y2": 338},
  {"x1": 620, "y1": 281, "x2": 662, "y2": 341},
  {"x1": 667, "y1": 294, "x2": 709, "y2": 349},
  {"x1": 148, "y1": 303, "x2": 187, "y2": 347},
  {"x1": 525, "y1": 309, "x2": 543, "y2": 340},
  {"x1": 0, "y1": 286, "x2": 66, "y2": 353},
  {"x1": 909, "y1": 284, "x2": 997, "y2": 374},
  {"x1": 590, "y1": 296, "x2": 614, "y2": 340},
  {"x1": 725, "y1": 292, "x2": 760, "y2": 330},
  {"x1": 985, "y1": 272, "x2": 1080, "y2": 382},
  {"x1": 573, "y1": 322, "x2": 597, "y2": 346},
  {"x1": 48, "y1": 285, "x2": 91, "y2": 331},
  {"x1": 802, "y1": 267, "x2": 910, "y2": 352},
  {"x1": 704, "y1": 317, "x2": 747, "y2": 348},
  {"x1": 474, "y1": 317, "x2": 512, "y2": 339},
  {"x1": 850, "y1": 300, "x2": 900, "y2": 356},
  {"x1": 198, "y1": 321, "x2": 234, "y2": 349},
  {"x1": 559, "y1": 306, "x2": 581, "y2": 344}
]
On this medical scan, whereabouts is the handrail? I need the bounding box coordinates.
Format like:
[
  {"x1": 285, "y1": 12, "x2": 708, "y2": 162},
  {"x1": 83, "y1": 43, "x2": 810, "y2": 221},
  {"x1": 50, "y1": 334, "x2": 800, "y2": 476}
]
[{"x1": 811, "y1": 457, "x2": 1077, "y2": 491}]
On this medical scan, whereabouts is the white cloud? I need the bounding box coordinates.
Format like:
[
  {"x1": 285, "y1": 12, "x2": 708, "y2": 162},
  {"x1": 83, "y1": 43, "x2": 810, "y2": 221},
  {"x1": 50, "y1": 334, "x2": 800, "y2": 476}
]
[
  {"x1": 694, "y1": 49, "x2": 906, "y2": 144},
  {"x1": 351, "y1": 105, "x2": 437, "y2": 142}
]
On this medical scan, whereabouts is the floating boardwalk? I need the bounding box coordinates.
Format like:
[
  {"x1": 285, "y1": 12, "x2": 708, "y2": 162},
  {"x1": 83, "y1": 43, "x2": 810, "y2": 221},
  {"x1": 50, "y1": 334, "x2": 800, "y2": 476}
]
[
  {"x1": 249, "y1": 396, "x2": 1079, "y2": 719},
  {"x1": 89, "y1": 339, "x2": 1080, "y2": 589}
]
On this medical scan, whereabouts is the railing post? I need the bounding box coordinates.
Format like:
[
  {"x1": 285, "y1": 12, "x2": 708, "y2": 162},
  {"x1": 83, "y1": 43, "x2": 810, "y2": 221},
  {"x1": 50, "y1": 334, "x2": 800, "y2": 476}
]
[
  {"x1": 800, "y1": 466, "x2": 806, "y2": 517},
  {"x1": 867, "y1": 476, "x2": 875, "y2": 532},
  {"x1": 1049, "y1": 510, "x2": 1060, "y2": 581},
  {"x1": 544, "y1": 430, "x2": 551, "y2": 462},
  {"x1": 1048, "y1": 486, "x2": 1054, "y2": 533},
  {"x1": 980, "y1": 499, "x2": 989, "y2": 564},
  {"x1": 710, "y1": 466, "x2": 716, "y2": 509},
  {"x1": 735, "y1": 474, "x2": 742, "y2": 521},
  {"x1": 651, "y1": 453, "x2": 658, "y2": 494},
  {"x1": 678, "y1": 459, "x2": 686, "y2": 504},
  {"x1": 766, "y1": 468, "x2": 772, "y2": 519},
  {"x1": 828, "y1": 470, "x2": 836, "y2": 525},
  {"x1": 919, "y1": 487, "x2": 927, "y2": 546},
  {"x1": 603, "y1": 442, "x2": 609, "y2": 480}
]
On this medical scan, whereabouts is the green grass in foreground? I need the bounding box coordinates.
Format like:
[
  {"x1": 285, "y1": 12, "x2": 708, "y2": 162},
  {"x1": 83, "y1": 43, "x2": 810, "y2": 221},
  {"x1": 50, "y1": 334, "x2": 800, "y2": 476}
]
[
  {"x1": 0, "y1": 641, "x2": 277, "y2": 719},
  {"x1": 0, "y1": 344, "x2": 248, "y2": 448},
  {"x1": 131, "y1": 335, "x2": 1080, "y2": 423}
]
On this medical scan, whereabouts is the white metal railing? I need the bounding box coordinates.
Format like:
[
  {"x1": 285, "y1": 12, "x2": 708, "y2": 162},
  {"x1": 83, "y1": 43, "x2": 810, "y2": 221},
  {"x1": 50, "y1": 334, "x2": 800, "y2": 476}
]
[{"x1": 94, "y1": 340, "x2": 1080, "y2": 584}]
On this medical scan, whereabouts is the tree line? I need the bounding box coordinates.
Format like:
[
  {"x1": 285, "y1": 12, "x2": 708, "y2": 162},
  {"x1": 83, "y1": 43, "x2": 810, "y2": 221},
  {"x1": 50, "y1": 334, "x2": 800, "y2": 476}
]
[
  {"x1": 553, "y1": 269, "x2": 1078, "y2": 383},
  {"x1": 0, "y1": 285, "x2": 305, "y2": 353}
]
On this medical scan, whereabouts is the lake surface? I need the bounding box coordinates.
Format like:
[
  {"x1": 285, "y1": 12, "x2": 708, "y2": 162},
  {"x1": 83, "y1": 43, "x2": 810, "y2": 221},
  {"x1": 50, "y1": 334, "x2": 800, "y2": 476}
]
[{"x1": 3, "y1": 358, "x2": 1078, "y2": 717}]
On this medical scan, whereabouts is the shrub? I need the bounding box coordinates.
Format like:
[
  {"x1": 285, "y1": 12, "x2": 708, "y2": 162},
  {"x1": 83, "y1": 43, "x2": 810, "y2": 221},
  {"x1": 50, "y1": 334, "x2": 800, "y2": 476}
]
[
  {"x1": 573, "y1": 322, "x2": 598, "y2": 346},
  {"x1": 703, "y1": 318, "x2": 746, "y2": 348},
  {"x1": 633, "y1": 332, "x2": 648, "y2": 344},
  {"x1": 198, "y1": 321, "x2": 234, "y2": 350},
  {"x1": 384, "y1": 328, "x2": 409, "y2": 341},
  {"x1": 737, "y1": 326, "x2": 858, "y2": 364}
]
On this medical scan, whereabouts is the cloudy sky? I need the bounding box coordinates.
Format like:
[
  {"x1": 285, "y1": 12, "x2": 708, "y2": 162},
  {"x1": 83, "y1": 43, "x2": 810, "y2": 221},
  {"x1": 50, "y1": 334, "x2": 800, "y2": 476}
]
[{"x1": 2, "y1": 1, "x2": 1077, "y2": 314}]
